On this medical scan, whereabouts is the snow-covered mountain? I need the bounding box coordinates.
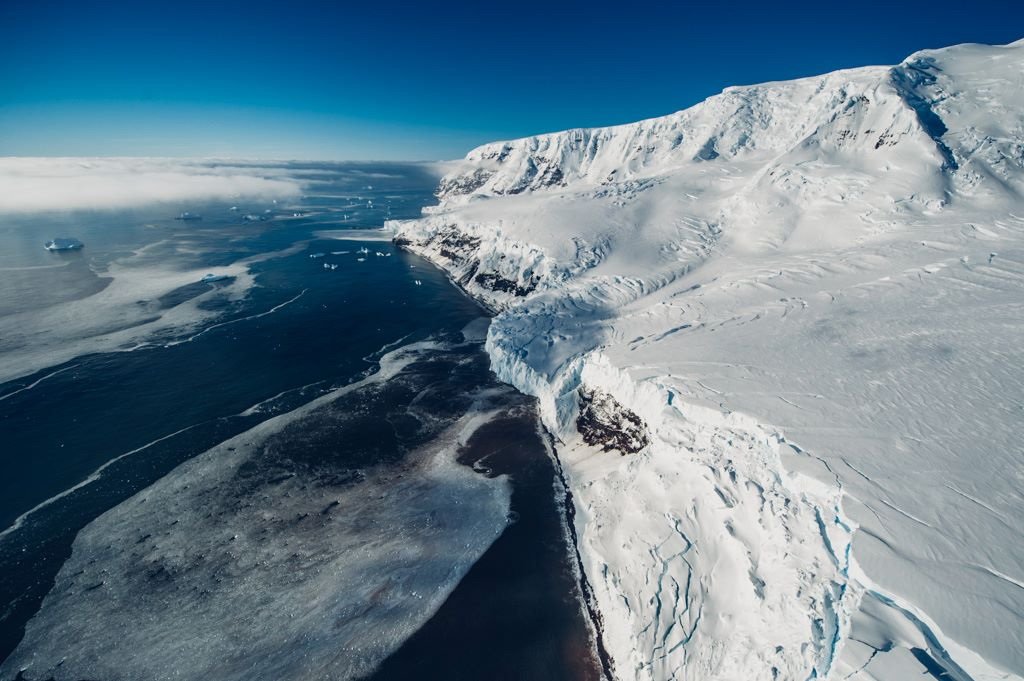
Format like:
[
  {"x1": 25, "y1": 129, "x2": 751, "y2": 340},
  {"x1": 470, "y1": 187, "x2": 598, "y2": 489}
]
[{"x1": 391, "y1": 39, "x2": 1024, "y2": 681}]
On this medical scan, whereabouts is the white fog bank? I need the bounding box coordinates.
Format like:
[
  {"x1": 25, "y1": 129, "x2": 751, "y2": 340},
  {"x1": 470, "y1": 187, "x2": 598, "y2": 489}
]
[{"x1": 0, "y1": 158, "x2": 303, "y2": 213}]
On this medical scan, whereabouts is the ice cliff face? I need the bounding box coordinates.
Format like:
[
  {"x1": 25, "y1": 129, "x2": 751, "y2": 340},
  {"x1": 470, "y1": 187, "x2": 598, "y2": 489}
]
[{"x1": 393, "y1": 39, "x2": 1024, "y2": 681}]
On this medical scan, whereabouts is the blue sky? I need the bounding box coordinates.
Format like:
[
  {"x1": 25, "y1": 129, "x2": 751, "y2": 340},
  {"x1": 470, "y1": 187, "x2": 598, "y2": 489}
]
[{"x1": 1, "y1": 0, "x2": 1021, "y2": 160}]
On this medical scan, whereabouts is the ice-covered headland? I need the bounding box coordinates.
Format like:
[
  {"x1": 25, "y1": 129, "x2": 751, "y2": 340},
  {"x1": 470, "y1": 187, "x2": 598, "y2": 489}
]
[{"x1": 391, "y1": 39, "x2": 1024, "y2": 681}]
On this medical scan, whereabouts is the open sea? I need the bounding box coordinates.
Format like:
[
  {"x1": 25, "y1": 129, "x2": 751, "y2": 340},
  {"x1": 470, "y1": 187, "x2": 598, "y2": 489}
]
[{"x1": 0, "y1": 162, "x2": 601, "y2": 680}]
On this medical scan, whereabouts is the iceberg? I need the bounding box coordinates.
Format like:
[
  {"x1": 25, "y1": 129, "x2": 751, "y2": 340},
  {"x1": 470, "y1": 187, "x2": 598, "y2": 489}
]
[
  {"x1": 200, "y1": 273, "x2": 230, "y2": 283},
  {"x1": 43, "y1": 237, "x2": 84, "y2": 251}
]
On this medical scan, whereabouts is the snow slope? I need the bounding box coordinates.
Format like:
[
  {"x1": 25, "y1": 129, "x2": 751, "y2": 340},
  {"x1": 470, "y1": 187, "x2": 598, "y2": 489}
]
[{"x1": 391, "y1": 39, "x2": 1024, "y2": 681}]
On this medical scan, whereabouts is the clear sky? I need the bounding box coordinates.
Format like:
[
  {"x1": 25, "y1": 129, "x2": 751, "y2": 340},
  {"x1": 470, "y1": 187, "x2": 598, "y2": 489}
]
[{"x1": 1, "y1": 0, "x2": 1021, "y2": 160}]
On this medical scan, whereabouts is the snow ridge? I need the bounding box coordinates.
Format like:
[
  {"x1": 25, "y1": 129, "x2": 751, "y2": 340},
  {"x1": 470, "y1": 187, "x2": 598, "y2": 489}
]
[{"x1": 392, "y1": 38, "x2": 1024, "y2": 681}]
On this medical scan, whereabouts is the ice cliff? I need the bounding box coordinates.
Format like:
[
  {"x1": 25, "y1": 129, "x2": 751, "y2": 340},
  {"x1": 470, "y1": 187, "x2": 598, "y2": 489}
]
[{"x1": 391, "y1": 39, "x2": 1024, "y2": 681}]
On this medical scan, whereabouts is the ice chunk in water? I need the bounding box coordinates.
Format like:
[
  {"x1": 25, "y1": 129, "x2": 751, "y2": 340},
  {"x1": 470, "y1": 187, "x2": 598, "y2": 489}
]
[{"x1": 43, "y1": 238, "x2": 83, "y2": 251}]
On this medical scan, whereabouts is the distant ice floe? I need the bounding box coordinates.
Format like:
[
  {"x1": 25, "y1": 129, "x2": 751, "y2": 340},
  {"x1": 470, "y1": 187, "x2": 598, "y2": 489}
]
[
  {"x1": 315, "y1": 228, "x2": 396, "y2": 242},
  {"x1": 0, "y1": 241, "x2": 312, "y2": 386},
  {"x1": 1, "y1": 340, "x2": 514, "y2": 681},
  {"x1": 0, "y1": 158, "x2": 302, "y2": 213}
]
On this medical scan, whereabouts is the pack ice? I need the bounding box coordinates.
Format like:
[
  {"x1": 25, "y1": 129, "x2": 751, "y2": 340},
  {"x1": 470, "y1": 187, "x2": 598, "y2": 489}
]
[{"x1": 392, "y1": 39, "x2": 1024, "y2": 681}]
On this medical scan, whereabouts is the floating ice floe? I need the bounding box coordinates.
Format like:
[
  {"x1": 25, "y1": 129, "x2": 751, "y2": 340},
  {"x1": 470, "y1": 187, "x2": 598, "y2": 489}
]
[
  {"x1": 43, "y1": 237, "x2": 84, "y2": 251},
  {"x1": 414, "y1": 280, "x2": 422, "y2": 286},
  {"x1": 357, "y1": 258, "x2": 366, "y2": 262},
  {"x1": 309, "y1": 253, "x2": 325, "y2": 259},
  {"x1": 175, "y1": 212, "x2": 202, "y2": 221},
  {"x1": 323, "y1": 263, "x2": 338, "y2": 270}
]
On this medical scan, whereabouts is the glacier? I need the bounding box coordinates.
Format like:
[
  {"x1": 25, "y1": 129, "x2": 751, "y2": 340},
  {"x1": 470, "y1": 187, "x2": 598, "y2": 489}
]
[{"x1": 391, "y1": 39, "x2": 1024, "y2": 681}]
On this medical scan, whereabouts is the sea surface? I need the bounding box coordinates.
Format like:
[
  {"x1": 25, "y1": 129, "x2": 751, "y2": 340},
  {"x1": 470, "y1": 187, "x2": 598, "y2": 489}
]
[{"x1": 0, "y1": 162, "x2": 601, "y2": 680}]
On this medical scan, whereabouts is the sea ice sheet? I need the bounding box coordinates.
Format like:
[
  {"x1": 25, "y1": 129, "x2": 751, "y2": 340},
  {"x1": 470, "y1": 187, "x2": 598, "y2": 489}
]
[{"x1": 2, "y1": 340, "x2": 514, "y2": 681}]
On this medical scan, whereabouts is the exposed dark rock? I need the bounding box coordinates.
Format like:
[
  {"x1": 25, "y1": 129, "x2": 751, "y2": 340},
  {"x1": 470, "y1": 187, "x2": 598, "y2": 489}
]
[
  {"x1": 695, "y1": 137, "x2": 720, "y2": 161},
  {"x1": 536, "y1": 163, "x2": 565, "y2": 188},
  {"x1": 394, "y1": 224, "x2": 541, "y2": 303},
  {"x1": 576, "y1": 388, "x2": 649, "y2": 455},
  {"x1": 432, "y1": 228, "x2": 481, "y2": 263},
  {"x1": 437, "y1": 168, "x2": 493, "y2": 197},
  {"x1": 502, "y1": 157, "x2": 567, "y2": 195},
  {"x1": 504, "y1": 158, "x2": 539, "y2": 195},
  {"x1": 474, "y1": 272, "x2": 537, "y2": 297}
]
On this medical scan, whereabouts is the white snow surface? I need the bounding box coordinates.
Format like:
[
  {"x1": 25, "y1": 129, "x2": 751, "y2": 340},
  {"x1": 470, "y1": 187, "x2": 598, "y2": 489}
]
[{"x1": 392, "y1": 40, "x2": 1024, "y2": 681}]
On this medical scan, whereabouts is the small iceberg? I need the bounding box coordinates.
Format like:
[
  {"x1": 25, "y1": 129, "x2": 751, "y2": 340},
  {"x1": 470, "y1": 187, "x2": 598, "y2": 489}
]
[
  {"x1": 229, "y1": 206, "x2": 239, "y2": 212},
  {"x1": 323, "y1": 263, "x2": 338, "y2": 270},
  {"x1": 356, "y1": 257, "x2": 366, "y2": 262},
  {"x1": 375, "y1": 251, "x2": 385, "y2": 257},
  {"x1": 414, "y1": 280, "x2": 423, "y2": 286},
  {"x1": 200, "y1": 273, "x2": 230, "y2": 283},
  {"x1": 358, "y1": 247, "x2": 369, "y2": 255},
  {"x1": 175, "y1": 212, "x2": 202, "y2": 221},
  {"x1": 309, "y1": 253, "x2": 326, "y2": 259},
  {"x1": 243, "y1": 214, "x2": 267, "y2": 223},
  {"x1": 44, "y1": 238, "x2": 84, "y2": 252}
]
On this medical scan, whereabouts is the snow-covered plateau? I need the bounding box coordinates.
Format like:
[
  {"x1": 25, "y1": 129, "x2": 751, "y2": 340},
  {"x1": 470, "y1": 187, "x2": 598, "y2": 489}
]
[{"x1": 390, "y1": 39, "x2": 1024, "y2": 681}]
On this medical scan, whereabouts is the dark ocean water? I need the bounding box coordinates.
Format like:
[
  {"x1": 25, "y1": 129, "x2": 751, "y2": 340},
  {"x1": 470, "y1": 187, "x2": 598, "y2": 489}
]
[{"x1": 0, "y1": 162, "x2": 600, "y2": 680}]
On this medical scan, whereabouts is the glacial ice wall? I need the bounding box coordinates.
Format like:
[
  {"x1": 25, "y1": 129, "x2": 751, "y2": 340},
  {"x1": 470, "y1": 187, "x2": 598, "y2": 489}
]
[{"x1": 392, "y1": 39, "x2": 1024, "y2": 681}]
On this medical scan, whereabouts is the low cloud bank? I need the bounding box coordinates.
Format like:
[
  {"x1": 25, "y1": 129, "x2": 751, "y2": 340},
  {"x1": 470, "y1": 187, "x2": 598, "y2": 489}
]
[{"x1": 0, "y1": 158, "x2": 303, "y2": 213}]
